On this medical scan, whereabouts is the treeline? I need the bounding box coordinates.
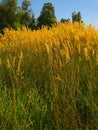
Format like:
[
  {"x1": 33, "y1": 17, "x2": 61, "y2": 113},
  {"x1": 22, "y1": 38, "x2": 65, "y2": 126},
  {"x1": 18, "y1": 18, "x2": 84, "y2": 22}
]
[{"x1": 0, "y1": 0, "x2": 83, "y2": 32}]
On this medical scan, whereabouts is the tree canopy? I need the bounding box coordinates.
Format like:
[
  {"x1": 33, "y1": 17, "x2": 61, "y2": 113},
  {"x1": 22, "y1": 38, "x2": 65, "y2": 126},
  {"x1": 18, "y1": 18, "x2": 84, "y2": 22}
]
[
  {"x1": 0, "y1": 0, "x2": 36, "y2": 31},
  {"x1": 72, "y1": 11, "x2": 82, "y2": 23},
  {"x1": 0, "y1": 1, "x2": 84, "y2": 32},
  {"x1": 37, "y1": 2, "x2": 57, "y2": 28},
  {"x1": 60, "y1": 18, "x2": 70, "y2": 23}
]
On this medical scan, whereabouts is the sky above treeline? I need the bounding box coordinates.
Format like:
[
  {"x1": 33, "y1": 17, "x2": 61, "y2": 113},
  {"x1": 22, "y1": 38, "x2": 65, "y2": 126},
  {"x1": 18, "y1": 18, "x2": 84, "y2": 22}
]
[{"x1": 18, "y1": 0, "x2": 98, "y2": 28}]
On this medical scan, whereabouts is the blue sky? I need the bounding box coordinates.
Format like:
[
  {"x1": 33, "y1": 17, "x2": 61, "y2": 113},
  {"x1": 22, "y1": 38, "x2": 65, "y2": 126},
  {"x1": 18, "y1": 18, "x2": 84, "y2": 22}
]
[{"x1": 18, "y1": 0, "x2": 98, "y2": 28}]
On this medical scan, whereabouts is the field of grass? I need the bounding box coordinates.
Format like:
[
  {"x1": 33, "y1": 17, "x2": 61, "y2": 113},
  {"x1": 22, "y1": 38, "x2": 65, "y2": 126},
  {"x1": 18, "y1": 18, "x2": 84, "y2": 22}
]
[{"x1": 0, "y1": 23, "x2": 98, "y2": 130}]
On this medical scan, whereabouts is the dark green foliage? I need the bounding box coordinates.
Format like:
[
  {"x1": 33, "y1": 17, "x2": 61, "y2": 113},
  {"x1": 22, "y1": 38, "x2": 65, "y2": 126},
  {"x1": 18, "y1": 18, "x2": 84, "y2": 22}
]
[
  {"x1": 0, "y1": 0, "x2": 21, "y2": 31},
  {"x1": 60, "y1": 18, "x2": 70, "y2": 23},
  {"x1": 72, "y1": 11, "x2": 82, "y2": 23},
  {"x1": 0, "y1": 1, "x2": 84, "y2": 31},
  {"x1": 21, "y1": 0, "x2": 32, "y2": 27},
  {"x1": 0, "y1": 3, "x2": 8, "y2": 31},
  {"x1": 0, "y1": 0, "x2": 36, "y2": 31},
  {"x1": 2, "y1": 0, "x2": 17, "y2": 12},
  {"x1": 22, "y1": 0, "x2": 31, "y2": 11},
  {"x1": 37, "y1": 2, "x2": 57, "y2": 28}
]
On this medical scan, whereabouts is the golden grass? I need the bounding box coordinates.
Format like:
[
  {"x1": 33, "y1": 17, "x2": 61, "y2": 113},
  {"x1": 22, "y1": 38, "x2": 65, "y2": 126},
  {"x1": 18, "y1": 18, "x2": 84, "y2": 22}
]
[{"x1": 0, "y1": 22, "x2": 98, "y2": 130}]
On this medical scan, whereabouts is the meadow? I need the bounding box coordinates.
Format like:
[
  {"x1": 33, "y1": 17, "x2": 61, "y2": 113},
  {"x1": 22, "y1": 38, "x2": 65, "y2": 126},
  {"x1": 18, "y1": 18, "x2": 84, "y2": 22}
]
[{"x1": 0, "y1": 23, "x2": 98, "y2": 130}]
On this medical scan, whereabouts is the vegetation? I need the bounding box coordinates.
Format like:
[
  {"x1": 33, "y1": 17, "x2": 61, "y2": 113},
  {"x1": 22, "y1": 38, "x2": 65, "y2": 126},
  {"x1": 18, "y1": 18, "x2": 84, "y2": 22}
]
[
  {"x1": 0, "y1": 22, "x2": 98, "y2": 129},
  {"x1": 72, "y1": 11, "x2": 82, "y2": 23},
  {"x1": 60, "y1": 18, "x2": 71, "y2": 23},
  {"x1": 37, "y1": 2, "x2": 57, "y2": 28},
  {"x1": 0, "y1": 0, "x2": 36, "y2": 31},
  {"x1": 0, "y1": 0, "x2": 84, "y2": 31},
  {"x1": 0, "y1": 0, "x2": 18, "y2": 30}
]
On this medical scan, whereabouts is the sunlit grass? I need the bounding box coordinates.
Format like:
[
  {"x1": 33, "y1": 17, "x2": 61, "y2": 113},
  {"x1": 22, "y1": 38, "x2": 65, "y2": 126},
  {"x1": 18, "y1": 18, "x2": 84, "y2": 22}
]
[{"x1": 0, "y1": 22, "x2": 98, "y2": 130}]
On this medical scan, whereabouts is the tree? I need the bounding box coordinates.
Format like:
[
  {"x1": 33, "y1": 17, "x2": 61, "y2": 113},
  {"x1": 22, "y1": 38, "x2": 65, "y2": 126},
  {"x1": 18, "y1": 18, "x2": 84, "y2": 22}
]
[
  {"x1": 20, "y1": 0, "x2": 35, "y2": 28},
  {"x1": 0, "y1": 0, "x2": 18, "y2": 29},
  {"x1": 2, "y1": 0, "x2": 17, "y2": 12},
  {"x1": 37, "y1": 2, "x2": 57, "y2": 28},
  {"x1": 0, "y1": 0, "x2": 36, "y2": 31},
  {"x1": 22, "y1": 0, "x2": 31, "y2": 12},
  {"x1": 0, "y1": 3, "x2": 8, "y2": 32},
  {"x1": 28, "y1": 14, "x2": 37, "y2": 30},
  {"x1": 60, "y1": 18, "x2": 66, "y2": 23},
  {"x1": 72, "y1": 11, "x2": 82, "y2": 23},
  {"x1": 60, "y1": 18, "x2": 70, "y2": 23}
]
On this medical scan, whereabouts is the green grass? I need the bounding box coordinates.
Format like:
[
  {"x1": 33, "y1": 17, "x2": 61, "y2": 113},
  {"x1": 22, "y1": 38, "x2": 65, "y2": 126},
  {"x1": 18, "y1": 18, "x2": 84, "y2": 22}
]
[
  {"x1": 0, "y1": 45, "x2": 98, "y2": 130},
  {"x1": 0, "y1": 24, "x2": 98, "y2": 130}
]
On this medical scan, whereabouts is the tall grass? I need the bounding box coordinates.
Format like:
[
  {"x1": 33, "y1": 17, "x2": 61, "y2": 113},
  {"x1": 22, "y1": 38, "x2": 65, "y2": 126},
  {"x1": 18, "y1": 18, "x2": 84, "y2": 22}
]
[{"x1": 0, "y1": 23, "x2": 98, "y2": 130}]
